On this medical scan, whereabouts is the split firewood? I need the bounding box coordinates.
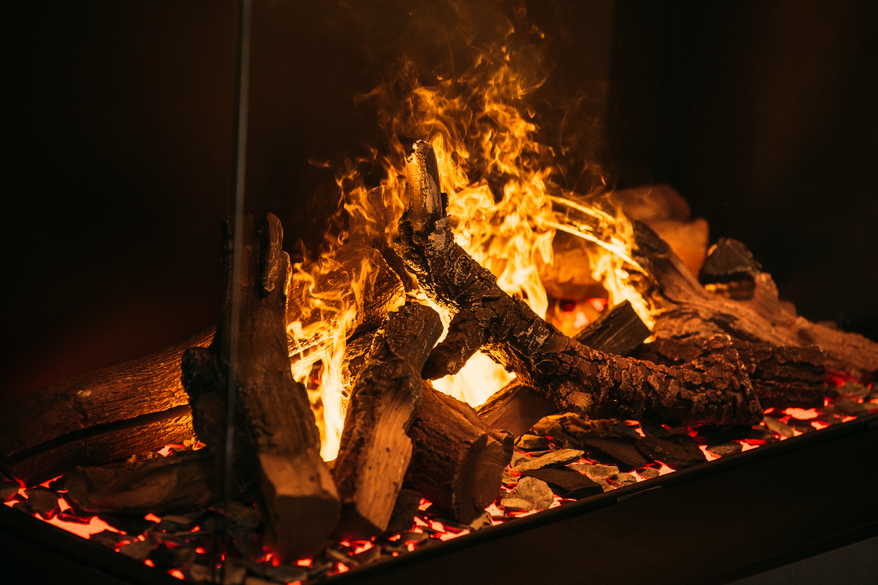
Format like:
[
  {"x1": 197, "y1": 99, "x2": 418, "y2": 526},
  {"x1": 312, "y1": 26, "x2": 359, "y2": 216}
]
[
  {"x1": 181, "y1": 213, "x2": 338, "y2": 561},
  {"x1": 406, "y1": 381, "x2": 514, "y2": 523},
  {"x1": 477, "y1": 300, "x2": 653, "y2": 437},
  {"x1": 394, "y1": 140, "x2": 763, "y2": 428},
  {"x1": 0, "y1": 242, "x2": 403, "y2": 487},
  {"x1": 632, "y1": 221, "x2": 878, "y2": 378},
  {"x1": 64, "y1": 450, "x2": 218, "y2": 515},
  {"x1": 332, "y1": 302, "x2": 443, "y2": 538},
  {"x1": 633, "y1": 338, "x2": 827, "y2": 409}
]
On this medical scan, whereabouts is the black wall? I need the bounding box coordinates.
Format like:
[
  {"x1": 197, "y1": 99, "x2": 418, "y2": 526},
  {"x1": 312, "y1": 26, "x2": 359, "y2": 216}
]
[{"x1": 4, "y1": 0, "x2": 875, "y2": 401}]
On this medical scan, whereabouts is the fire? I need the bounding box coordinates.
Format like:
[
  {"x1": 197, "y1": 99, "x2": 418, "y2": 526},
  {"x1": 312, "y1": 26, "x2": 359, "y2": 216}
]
[{"x1": 294, "y1": 44, "x2": 654, "y2": 457}]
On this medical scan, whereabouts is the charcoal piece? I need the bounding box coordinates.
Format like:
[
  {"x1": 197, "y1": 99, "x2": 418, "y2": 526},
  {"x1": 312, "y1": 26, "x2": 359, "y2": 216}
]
[
  {"x1": 763, "y1": 416, "x2": 795, "y2": 438},
  {"x1": 637, "y1": 467, "x2": 660, "y2": 479},
  {"x1": 515, "y1": 434, "x2": 551, "y2": 451},
  {"x1": 747, "y1": 427, "x2": 774, "y2": 442},
  {"x1": 615, "y1": 473, "x2": 638, "y2": 487},
  {"x1": 210, "y1": 501, "x2": 261, "y2": 529},
  {"x1": 24, "y1": 487, "x2": 59, "y2": 518},
  {"x1": 0, "y1": 480, "x2": 20, "y2": 502},
  {"x1": 56, "y1": 512, "x2": 92, "y2": 524},
  {"x1": 326, "y1": 547, "x2": 358, "y2": 567},
  {"x1": 639, "y1": 421, "x2": 670, "y2": 438},
  {"x1": 90, "y1": 529, "x2": 129, "y2": 548},
  {"x1": 264, "y1": 564, "x2": 308, "y2": 583},
  {"x1": 520, "y1": 468, "x2": 603, "y2": 499},
  {"x1": 634, "y1": 436, "x2": 706, "y2": 470},
  {"x1": 570, "y1": 463, "x2": 619, "y2": 481},
  {"x1": 148, "y1": 543, "x2": 178, "y2": 571},
  {"x1": 383, "y1": 488, "x2": 422, "y2": 536},
  {"x1": 579, "y1": 437, "x2": 649, "y2": 472},
  {"x1": 468, "y1": 511, "x2": 493, "y2": 531},
  {"x1": 398, "y1": 530, "x2": 430, "y2": 544},
  {"x1": 836, "y1": 381, "x2": 870, "y2": 399},
  {"x1": 119, "y1": 539, "x2": 157, "y2": 561},
  {"x1": 351, "y1": 545, "x2": 382, "y2": 565},
  {"x1": 500, "y1": 497, "x2": 535, "y2": 512},
  {"x1": 512, "y1": 449, "x2": 584, "y2": 472},
  {"x1": 507, "y1": 476, "x2": 555, "y2": 510},
  {"x1": 834, "y1": 397, "x2": 871, "y2": 417},
  {"x1": 707, "y1": 443, "x2": 743, "y2": 457},
  {"x1": 96, "y1": 512, "x2": 156, "y2": 536},
  {"x1": 699, "y1": 238, "x2": 762, "y2": 285},
  {"x1": 693, "y1": 425, "x2": 752, "y2": 445}
]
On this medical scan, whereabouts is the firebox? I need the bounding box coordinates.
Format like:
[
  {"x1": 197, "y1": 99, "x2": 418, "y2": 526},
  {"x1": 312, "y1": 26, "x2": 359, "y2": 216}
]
[{"x1": 4, "y1": 1, "x2": 877, "y2": 583}]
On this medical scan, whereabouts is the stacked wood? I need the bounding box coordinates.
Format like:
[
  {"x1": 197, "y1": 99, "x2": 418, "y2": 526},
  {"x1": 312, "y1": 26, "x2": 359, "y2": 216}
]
[
  {"x1": 406, "y1": 382, "x2": 514, "y2": 523},
  {"x1": 181, "y1": 213, "x2": 338, "y2": 561},
  {"x1": 332, "y1": 303, "x2": 443, "y2": 538},
  {"x1": 394, "y1": 141, "x2": 762, "y2": 428},
  {"x1": 0, "y1": 243, "x2": 403, "y2": 487},
  {"x1": 631, "y1": 221, "x2": 878, "y2": 378}
]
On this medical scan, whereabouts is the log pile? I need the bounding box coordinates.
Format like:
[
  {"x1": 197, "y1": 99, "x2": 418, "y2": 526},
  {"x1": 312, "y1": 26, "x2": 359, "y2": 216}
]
[{"x1": 3, "y1": 138, "x2": 876, "y2": 571}]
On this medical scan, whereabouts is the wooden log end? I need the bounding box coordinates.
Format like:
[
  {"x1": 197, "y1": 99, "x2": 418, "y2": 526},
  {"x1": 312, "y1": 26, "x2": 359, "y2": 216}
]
[{"x1": 258, "y1": 451, "x2": 340, "y2": 561}]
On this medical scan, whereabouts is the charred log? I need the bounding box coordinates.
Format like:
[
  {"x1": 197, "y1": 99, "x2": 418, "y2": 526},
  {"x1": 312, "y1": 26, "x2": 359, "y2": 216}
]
[
  {"x1": 64, "y1": 450, "x2": 218, "y2": 515},
  {"x1": 182, "y1": 213, "x2": 338, "y2": 562},
  {"x1": 394, "y1": 141, "x2": 762, "y2": 428},
  {"x1": 632, "y1": 221, "x2": 878, "y2": 378},
  {"x1": 333, "y1": 303, "x2": 443, "y2": 538}
]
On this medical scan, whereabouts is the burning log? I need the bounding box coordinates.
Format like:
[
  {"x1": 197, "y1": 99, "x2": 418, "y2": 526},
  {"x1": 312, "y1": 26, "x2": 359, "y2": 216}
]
[
  {"x1": 477, "y1": 300, "x2": 652, "y2": 436},
  {"x1": 332, "y1": 302, "x2": 443, "y2": 538},
  {"x1": 406, "y1": 381, "x2": 514, "y2": 523},
  {"x1": 632, "y1": 222, "x2": 878, "y2": 378},
  {"x1": 394, "y1": 141, "x2": 763, "y2": 428},
  {"x1": 0, "y1": 242, "x2": 403, "y2": 486},
  {"x1": 182, "y1": 213, "x2": 339, "y2": 561}
]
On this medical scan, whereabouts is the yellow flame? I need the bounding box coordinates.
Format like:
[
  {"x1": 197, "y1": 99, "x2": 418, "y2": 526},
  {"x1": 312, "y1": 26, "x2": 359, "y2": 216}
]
[{"x1": 293, "y1": 45, "x2": 657, "y2": 457}]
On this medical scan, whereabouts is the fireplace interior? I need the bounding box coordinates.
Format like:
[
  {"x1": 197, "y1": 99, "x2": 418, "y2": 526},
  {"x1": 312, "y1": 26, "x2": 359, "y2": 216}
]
[{"x1": 3, "y1": 1, "x2": 877, "y2": 583}]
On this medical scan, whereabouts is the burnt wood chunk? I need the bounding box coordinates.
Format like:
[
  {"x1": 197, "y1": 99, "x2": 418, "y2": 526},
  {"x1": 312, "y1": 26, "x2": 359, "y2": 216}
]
[
  {"x1": 333, "y1": 303, "x2": 443, "y2": 538},
  {"x1": 573, "y1": 300, "x2": 652, "y2": 357},
  {"x1": 64, "y1": 451, "x2": 218, "y2": 514},
  {"x1": 394, "y1": 141, "x2": 762, "y2": 429},
  {"x1": 634, "y1": 338, "x2": 826, "y2": 409},
  {"x1": 407, "y1": 382, "x2": 514, "y2": 523},
  {"x1": 634, "y1": 435, "x2": 706, "y2": 469},
  {"x1": 699, "y1": 238, "x2": 762, "y2": 287},
  {"x1": 632, "y1": 221, "x2": 878, "y2": 378},
  {"x1": 520, "y1": 468, "x2": 603, "y2": 499},
  {"x1": 579, "y1": 437, "x2": 650, "y2": 472},
  {"x1": 183, "y1": 213, "x2": 338, "y2": 562},
  {"x1": 476, "y1": 381, "x2": 559, "y2": 438}
]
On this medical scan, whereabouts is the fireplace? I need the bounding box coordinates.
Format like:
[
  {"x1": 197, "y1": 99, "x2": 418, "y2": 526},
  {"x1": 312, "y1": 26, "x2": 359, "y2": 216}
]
[{"x1": 4, "y1": 0, "x2": 877, "y2": 583}]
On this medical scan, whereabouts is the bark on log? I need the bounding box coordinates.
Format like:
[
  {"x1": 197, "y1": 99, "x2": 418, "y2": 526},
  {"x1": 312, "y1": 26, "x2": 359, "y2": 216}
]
[
  {"x1": 183, "y1": 213, "x2": 338, "y2": 562},
  {"x1": 406, "y1": 382, "x2": 514, "y2": 523},
  {"x1": 394, "y1": 140, "x2": 762, "y2": 428},
  {"x1": 332, "y1": 302, "x2": 443, "y2": 538},
  {"x1": 632, "y1": 221, "x2": 878, "y2": 378},
  {"x1": 0, "y1": 327, "x2": 211, "y2": 482},
  {"x1": 633, "y1": 338, "x2": 827, "y2": 409},
  {"x1": 64, "y1": 450, "x2": 217, "y2": 515}
]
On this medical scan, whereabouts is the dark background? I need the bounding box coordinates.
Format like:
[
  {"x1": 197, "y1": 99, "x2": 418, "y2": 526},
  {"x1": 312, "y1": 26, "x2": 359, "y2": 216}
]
[{"x1": 5, "y1": 0, "x2": 876, "y2": 402}]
